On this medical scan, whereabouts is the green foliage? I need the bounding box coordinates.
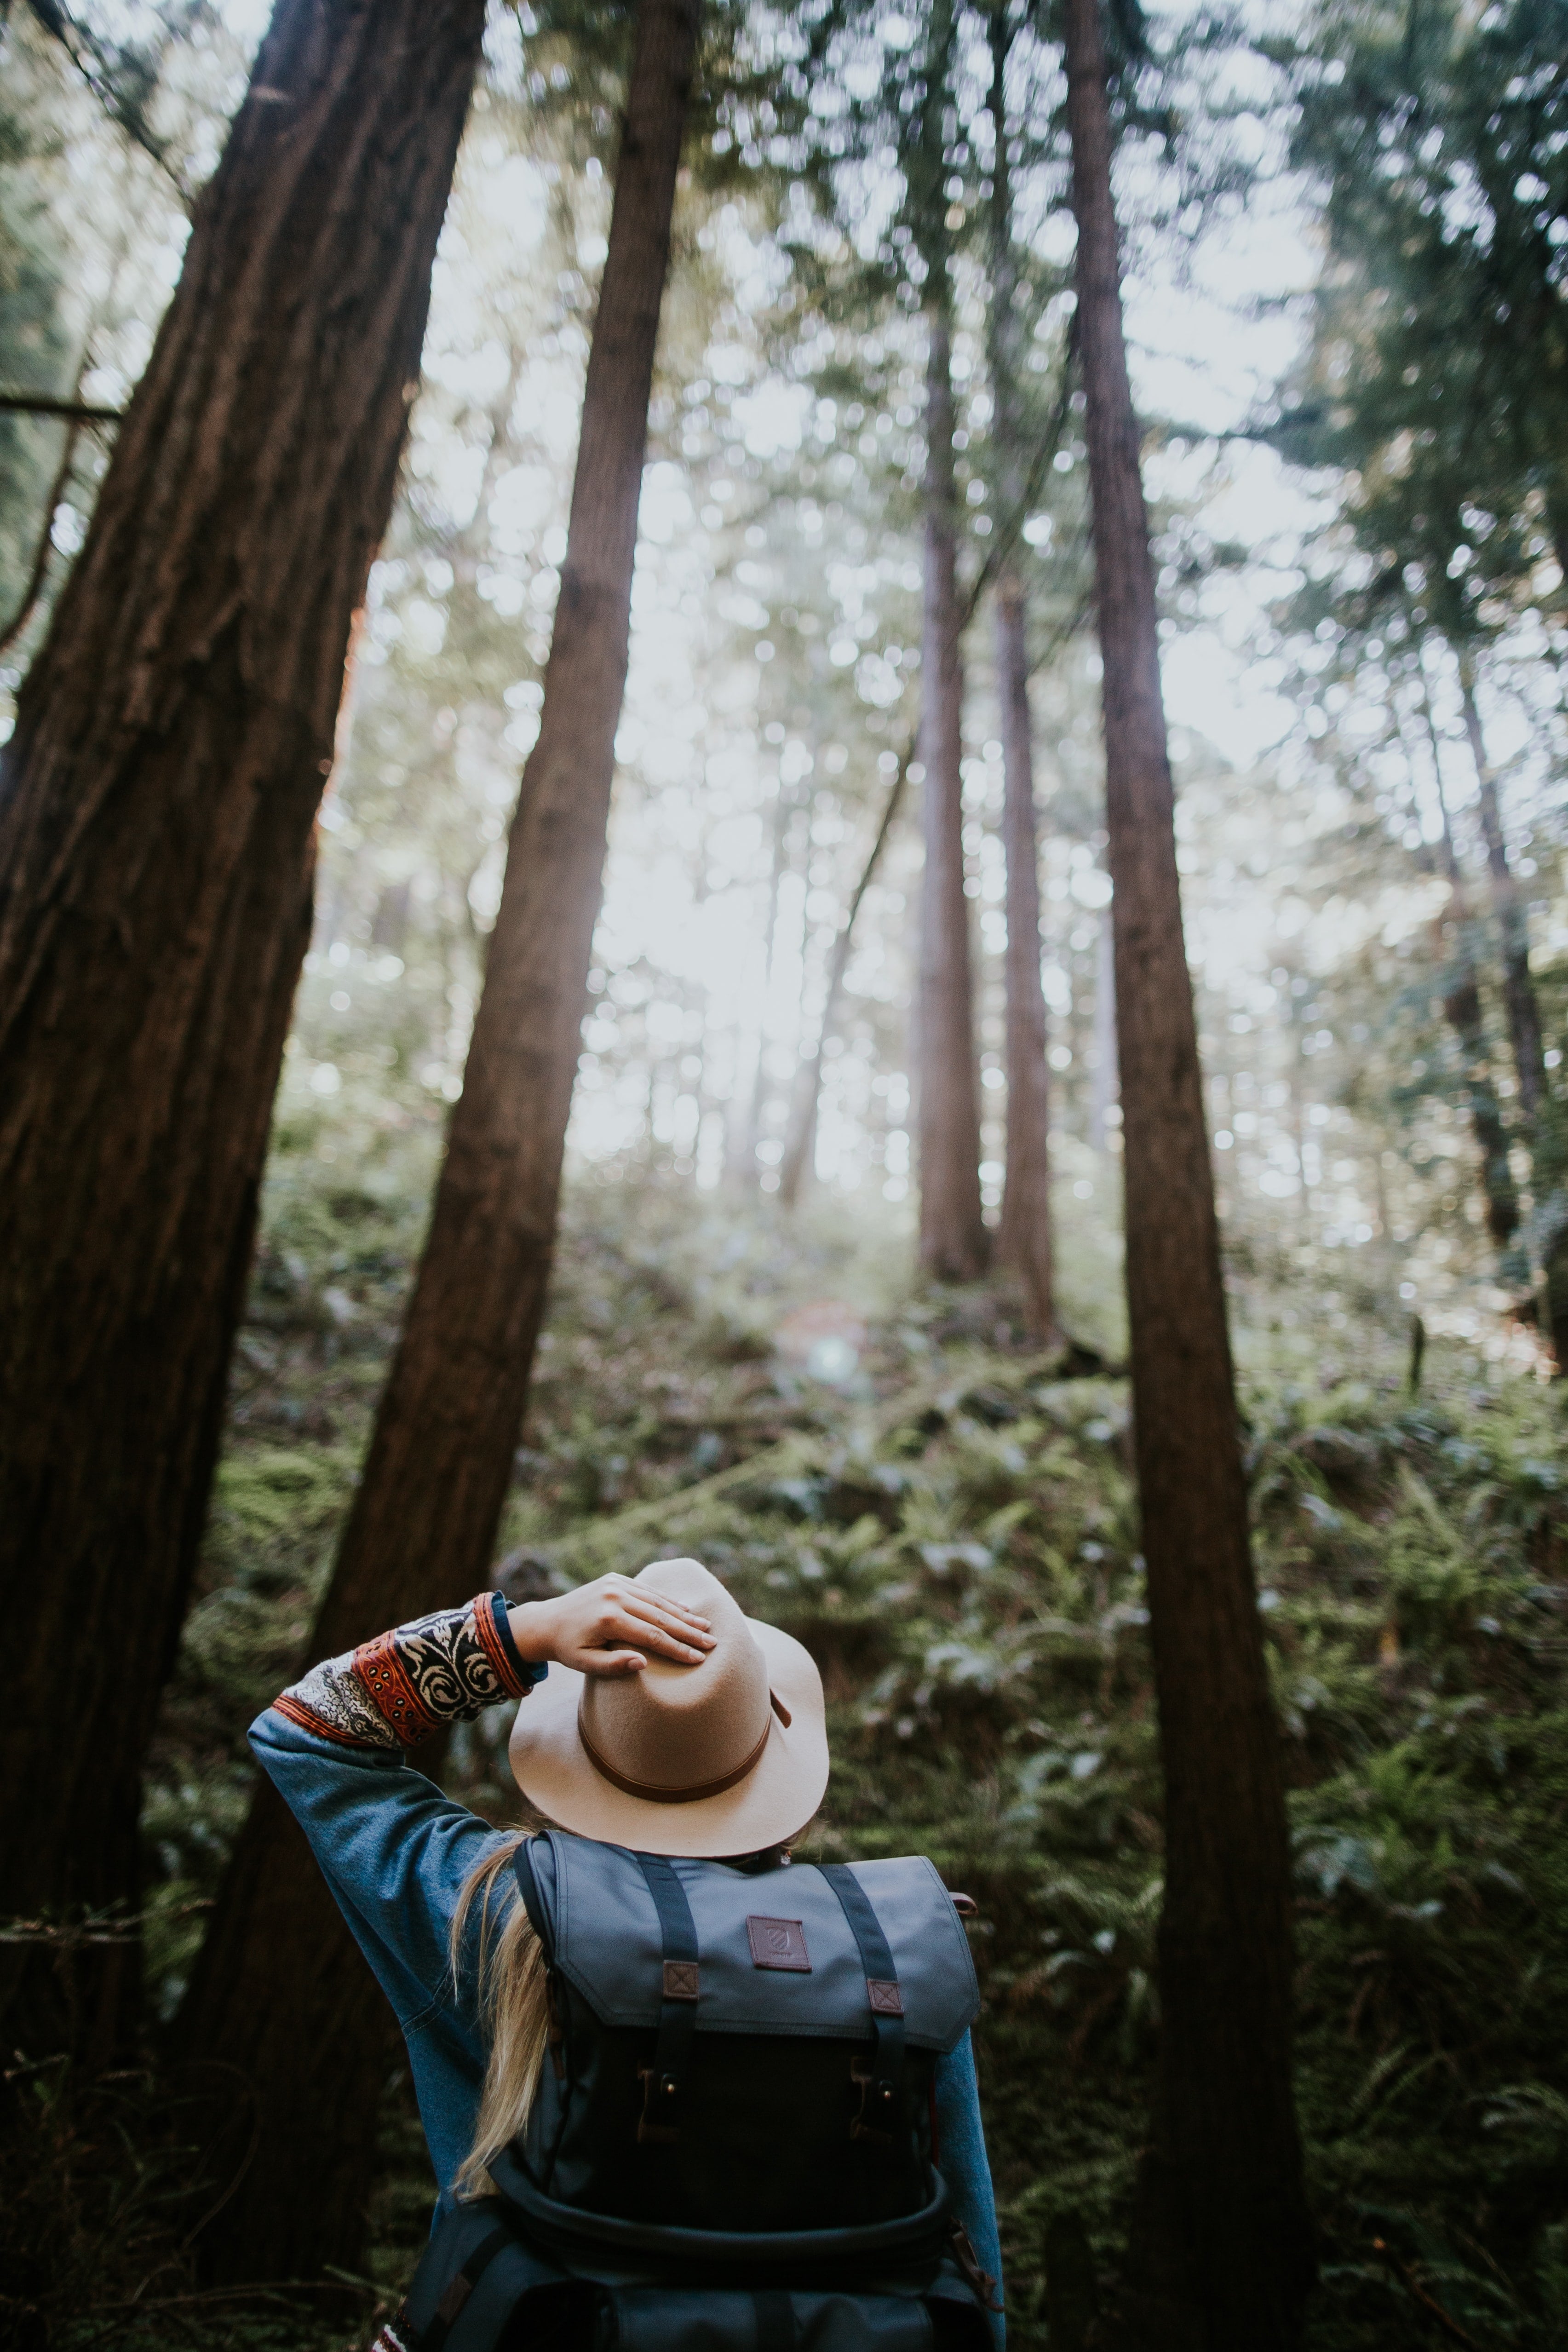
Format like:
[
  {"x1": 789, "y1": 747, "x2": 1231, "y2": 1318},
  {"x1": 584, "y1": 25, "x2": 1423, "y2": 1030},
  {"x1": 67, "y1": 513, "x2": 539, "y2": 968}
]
[
  {"x1": 7, "y1": 1154, "x2": 1546, "y2": 2347},
  {"x1": 1276, "y1": 0, "x2": 1568, "y2": 632}
]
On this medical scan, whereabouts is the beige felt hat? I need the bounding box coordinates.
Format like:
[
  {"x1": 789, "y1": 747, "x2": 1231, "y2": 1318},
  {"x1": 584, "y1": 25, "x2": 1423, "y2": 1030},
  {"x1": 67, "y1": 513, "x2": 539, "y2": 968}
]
[{"x1": 508, "y1": 1558, "x2": 828, "y2": 1858}]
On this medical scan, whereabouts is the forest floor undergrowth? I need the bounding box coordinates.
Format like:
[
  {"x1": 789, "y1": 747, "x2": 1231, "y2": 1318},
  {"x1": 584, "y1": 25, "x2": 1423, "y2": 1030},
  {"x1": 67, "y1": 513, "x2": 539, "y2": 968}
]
[{"x1": 12, "y1": 1142, "x2": 1568, "y2": 2351}]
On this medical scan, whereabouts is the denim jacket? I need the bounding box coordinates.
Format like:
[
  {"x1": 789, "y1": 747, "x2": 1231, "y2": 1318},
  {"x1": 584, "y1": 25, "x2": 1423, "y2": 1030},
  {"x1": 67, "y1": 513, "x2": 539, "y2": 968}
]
[{"x1": 253, "y1": 1591, "x2": 1004, "y2": 2343}]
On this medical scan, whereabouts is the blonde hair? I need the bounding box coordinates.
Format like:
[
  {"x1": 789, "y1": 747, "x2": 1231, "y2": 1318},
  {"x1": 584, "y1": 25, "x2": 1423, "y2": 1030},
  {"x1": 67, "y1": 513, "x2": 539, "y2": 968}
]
[
  {"x1": 450, "y1": 1837, "x2": 552, "y2": 2197},
  {"x1": 450, "y1": 1825, "x2": 813, "y2": 2196}
]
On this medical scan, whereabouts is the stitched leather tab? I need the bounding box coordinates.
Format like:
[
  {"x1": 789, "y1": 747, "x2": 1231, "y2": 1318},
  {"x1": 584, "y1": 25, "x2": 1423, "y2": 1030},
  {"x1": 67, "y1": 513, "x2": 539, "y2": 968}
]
[
  {"x1": 662, "y1": 1959, "x2": 700, "y2": 2001},
  {"x1": 746, "y1": 1915, "x2": 811, "y2": 1972},
  {"x1": 867, "y1": 1977, "x2": 903, "y2": 2015}
]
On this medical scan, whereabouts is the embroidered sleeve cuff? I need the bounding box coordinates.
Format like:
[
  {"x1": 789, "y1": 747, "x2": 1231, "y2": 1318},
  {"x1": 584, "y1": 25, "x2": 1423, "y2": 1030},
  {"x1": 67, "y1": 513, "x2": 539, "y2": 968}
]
[{"x1": 275, "y1": 1592, "x2": 548, "y2": 1749}]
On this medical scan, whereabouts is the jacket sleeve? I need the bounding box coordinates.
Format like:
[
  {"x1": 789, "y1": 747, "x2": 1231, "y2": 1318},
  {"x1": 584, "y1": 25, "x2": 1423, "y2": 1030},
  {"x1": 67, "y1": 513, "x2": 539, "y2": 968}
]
[
  {"x1": 250, "y1": 1593, "x2": 547, "y2": 2034},
  {"x1": 935, "y1": 2030, "x2": 1006, "y2": 2350}
]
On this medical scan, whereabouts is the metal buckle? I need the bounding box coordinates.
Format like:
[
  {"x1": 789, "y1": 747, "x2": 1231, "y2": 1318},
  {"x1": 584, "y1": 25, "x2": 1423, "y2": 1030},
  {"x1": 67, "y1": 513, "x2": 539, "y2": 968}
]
[
  {"x1": 636, "y1": 2064, "x2": 681, "y2": 2145},
  {"x1": 849, "y1": 2053, "x2": 897, "y2": 2147}
]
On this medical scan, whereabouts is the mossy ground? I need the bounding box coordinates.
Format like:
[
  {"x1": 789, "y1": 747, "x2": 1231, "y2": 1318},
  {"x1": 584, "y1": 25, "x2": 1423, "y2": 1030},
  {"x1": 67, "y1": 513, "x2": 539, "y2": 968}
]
[{"x1": 11, "y1": 1147, "x2": 1568, "y2": 2349}]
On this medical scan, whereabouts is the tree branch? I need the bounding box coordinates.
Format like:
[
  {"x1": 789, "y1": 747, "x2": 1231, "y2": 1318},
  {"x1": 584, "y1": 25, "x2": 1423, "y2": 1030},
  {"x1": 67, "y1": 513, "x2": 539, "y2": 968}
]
[{"x1": 0, "y1": 391, "x2": 123, "y2": 422}]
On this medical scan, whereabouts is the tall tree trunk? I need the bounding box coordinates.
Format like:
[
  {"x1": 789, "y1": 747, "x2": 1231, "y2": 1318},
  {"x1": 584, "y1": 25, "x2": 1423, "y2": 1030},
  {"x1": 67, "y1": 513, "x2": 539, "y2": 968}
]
[
  {"x1": 1457, "y1": 656, "x2": 1545, "y2": 1114},
  {"x1": 779, "y1": 754, "x2": 909, "y2": 1211},
  {"x1": 0, "y1": 0, "x2": 485, "y2": 2066},
  {"x1": 987, "y1": 8, "x2": 1055, "y2": 1338},
  {"x1": 1061, "y1": 3, "x2": 1314, "y2": 2344},
  {"x1": 176, "y1": 0, "x2": 701, "y2": 2283},
  {"x1": 916, "y1": 305, "x2": 989, "y2": 1281},
  {"x1": 1417, "y1": 680, "x2": 1522, "y2": 1263},
  {"x1": 994, "y1": 579, "x2": 1055, "y2": 1331},
  {"x1": 1089, "y1": 901, "x2": 1118, "y2": 1154},
  {"x1": 1453, "y1": 656, "x2": 1568, "y2": 1363},
  {"x1": 730, "y1": 776, "x2": 792, "y2": 1187}
]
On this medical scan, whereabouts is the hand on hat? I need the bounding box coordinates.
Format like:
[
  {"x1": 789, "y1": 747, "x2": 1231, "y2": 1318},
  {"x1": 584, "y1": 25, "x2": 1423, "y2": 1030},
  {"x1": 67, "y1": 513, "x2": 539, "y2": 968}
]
[{"x1": 507, "y1": 1573, "x2": 716, "y2": 1678}]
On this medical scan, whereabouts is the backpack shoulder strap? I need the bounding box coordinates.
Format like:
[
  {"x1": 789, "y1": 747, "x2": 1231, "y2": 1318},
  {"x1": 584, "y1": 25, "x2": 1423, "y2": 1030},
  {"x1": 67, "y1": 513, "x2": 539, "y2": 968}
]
[
  {"x1": 631, "y1": 1851, "x2": 701, "y2": 2146},
  {"x1": 817, "y1": 1863, "x2": 907, "y2": 2147},
  {"x1": 511, "y1": 1837, "x2": 554, "y2": 1958}
]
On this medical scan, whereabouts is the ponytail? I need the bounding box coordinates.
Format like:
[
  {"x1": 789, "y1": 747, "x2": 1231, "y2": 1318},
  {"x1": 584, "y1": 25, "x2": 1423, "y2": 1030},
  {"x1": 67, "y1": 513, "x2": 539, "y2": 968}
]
[{"x1": 449, "y1": 1838, "x2": 551, "y2": 2196}]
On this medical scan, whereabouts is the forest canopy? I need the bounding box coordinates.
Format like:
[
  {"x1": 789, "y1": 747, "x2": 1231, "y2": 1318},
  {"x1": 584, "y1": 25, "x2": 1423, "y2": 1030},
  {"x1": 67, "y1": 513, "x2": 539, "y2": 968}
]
[{"x1": 1, "y1": 0, "x2": 1566, "y2": 2347}]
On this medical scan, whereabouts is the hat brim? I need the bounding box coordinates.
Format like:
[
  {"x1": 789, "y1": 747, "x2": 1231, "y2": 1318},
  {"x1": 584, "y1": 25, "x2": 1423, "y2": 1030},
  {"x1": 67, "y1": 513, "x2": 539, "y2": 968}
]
[{"x1": 508, "y1": 1617, "x2": 828, "y2": 1858}]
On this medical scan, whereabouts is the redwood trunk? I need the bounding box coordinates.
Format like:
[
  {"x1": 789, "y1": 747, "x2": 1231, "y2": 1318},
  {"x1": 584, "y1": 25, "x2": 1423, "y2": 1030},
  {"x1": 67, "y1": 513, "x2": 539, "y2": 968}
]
[
  {"x1": 1454, "y1": 663, "x2": 1568, "y2": 1363},
  {"x1": 1458, "y1": 665, "x2": 1545, "y2": 1115},
  {"x1": 177, "y1": 0, "x2": 700, "y2": 2283},
  {"x1": 916, "y1": 307, "x2": 988, "y2": 1281},
  {"x1": 994, "y1": 580, "x2": 1055, "y2": 1336},
  {"x1": 1062, "y1": 2, "x2": 1313, "y2": 2342},
  {"x1": 0, "y1": 0, "x2": 484, "y2": 2065},
  {"x1": 1420, "y1": 696, "x2": 1521, "y2": 1261},
  {"x1": 987, "y1": 14, "x2": 1054, "y2": 1338}
]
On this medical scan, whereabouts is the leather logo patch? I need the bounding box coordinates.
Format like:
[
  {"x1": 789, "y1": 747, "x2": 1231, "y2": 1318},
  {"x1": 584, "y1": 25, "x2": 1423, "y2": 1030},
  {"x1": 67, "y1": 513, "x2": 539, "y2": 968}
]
[
  {"x1": 746, "y1": 1915, "x2": 811, "y2": 1972},
  {"x1": 663, "y1": 1960, "x2": 700, "y2": 2001},
  {"x1": 867, "y1": 1977, "x2": 903, "y2": 2015}
]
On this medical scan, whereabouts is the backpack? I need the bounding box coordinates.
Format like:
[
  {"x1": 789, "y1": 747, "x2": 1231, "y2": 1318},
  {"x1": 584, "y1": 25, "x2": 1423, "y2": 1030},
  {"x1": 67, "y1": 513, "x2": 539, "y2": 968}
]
[{"x1": 394, "y1": 1831, "x2": 998, "y2": 2352}]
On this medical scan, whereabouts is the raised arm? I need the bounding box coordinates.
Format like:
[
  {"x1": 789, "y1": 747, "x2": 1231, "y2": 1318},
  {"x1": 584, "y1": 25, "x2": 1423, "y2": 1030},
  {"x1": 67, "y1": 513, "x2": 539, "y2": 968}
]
[{"x1": 252, "y1": 1572, "x2": 719, "y2": 2021}]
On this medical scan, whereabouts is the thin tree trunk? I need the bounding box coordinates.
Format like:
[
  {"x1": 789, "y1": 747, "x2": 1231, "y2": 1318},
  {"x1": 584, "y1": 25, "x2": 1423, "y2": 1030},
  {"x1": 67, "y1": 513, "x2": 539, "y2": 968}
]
[
  {"x1": 1089, "y1": 902, "x2": 1117, "y2": 1153},
  {"x1": 0, "y1": 0, "x2": 485, "y2": 2066},
  {"x1": 994, "y1": 581, "x2": 1055, "y2": 1330},
  {"x1": 1457, "y1": 657, "x2": 1545, "y2": 1115},
  {"x1": 1452, "y1": 656, "x2": 1568, "y2": 1363},
  {"x1": 916, "y1": 305, "x2": 989, "y2": 1281},
  {"x1": 731, "y1": 776, "x2": 791, "y2": 1187},
  {"x1": 987, "y1": 9, "x2": 1055, "y2": 1338},
  {"x1": 1418, "y1": 680, "x2": 1522, "y2": 1260},
  {"x1": 176, "y1": 0, "x2": 700, "y2": 2283},
  {"x1": 1061, "y1": 3, "x2": 1314, "y2": 2344},
  {"x1": 779, "y1": 754, "x2": 910, "y2": 1210}
]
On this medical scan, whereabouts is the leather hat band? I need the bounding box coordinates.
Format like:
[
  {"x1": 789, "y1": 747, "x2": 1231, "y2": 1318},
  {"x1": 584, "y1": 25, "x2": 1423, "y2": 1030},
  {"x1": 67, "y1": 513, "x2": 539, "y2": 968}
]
[{"x1": 576, "y1": 1702, "x2": 775, "y2": 1806}]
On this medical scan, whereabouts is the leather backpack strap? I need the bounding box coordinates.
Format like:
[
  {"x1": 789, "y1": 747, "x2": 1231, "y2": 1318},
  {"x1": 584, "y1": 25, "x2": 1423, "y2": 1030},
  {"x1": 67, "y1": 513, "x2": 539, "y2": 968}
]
[
  {"x1": 817, "y1": 1863, "x2": 907, "y2": 2147},
  {"x1": 632, "y1": 1851, "x2": 701, "y2": 2145}
]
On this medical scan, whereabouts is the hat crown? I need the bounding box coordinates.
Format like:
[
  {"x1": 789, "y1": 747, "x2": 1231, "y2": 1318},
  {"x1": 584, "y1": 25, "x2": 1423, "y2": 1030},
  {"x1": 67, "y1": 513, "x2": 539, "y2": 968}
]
[{"x1": 578, "y1": 1560, "x2": 770, "y2": 1799}]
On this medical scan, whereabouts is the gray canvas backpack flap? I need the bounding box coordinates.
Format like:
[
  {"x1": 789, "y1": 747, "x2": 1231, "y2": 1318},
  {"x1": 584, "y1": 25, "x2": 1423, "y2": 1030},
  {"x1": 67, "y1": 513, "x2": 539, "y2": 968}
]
[{"x1": 397, "y1": 1831, "x2": 996, "y2": 2352}]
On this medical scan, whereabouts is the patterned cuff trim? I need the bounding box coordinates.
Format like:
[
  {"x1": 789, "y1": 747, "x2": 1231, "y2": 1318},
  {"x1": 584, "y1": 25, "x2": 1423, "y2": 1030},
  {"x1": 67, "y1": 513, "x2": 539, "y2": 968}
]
[
  {"x1": 274, "y1": 1594, "x2": 549, "y2": 1753},
  {"x1": 480, "y1": 1589, "x2": 549, "y2": 1693},
  {"x1": 354, "y1": 1627, "x2": 440, "y2": 1746},
  {"x1": 273, "y1": 1690, "x2": 383, "y2": 1748}
]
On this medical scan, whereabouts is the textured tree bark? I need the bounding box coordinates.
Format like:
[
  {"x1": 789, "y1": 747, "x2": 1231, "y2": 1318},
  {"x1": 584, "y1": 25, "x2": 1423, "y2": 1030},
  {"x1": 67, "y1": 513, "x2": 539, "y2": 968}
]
[
  {"x1": 987, "y1": 12, "x2": 1055, "y2": 1339},
  {"x1": 916, "y1": 306, "x2": 989, "y2": 1282},
  {"x1": 176, "y1": 0, "x2": 701, "y2": 2283},
  {"x1": 1061, "y1": 3, "x2": 1314, "y2": 2344},
  {"x1": 0, "y1": 0, "x2": 485, "y2": 2066}
]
